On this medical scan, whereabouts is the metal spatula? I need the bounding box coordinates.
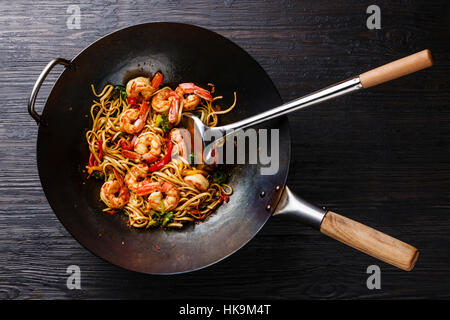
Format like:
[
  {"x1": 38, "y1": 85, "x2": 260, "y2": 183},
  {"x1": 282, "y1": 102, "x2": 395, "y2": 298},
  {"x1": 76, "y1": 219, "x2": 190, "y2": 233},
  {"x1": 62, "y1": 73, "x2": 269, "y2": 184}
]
[{"x1": 182, "y1": 50, "x2": 433, "y2": 164}]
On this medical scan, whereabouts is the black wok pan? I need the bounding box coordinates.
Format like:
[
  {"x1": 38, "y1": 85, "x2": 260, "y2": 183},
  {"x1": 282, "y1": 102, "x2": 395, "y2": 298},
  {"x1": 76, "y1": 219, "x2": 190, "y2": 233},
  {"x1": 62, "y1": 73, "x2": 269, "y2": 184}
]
[{"x1": 29, "y1": 22, "x2": 421, "y2": 274}]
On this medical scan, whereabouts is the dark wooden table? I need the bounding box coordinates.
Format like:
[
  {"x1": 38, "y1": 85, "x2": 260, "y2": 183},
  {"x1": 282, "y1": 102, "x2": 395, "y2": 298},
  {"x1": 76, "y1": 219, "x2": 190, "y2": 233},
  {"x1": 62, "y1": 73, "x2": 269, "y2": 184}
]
[{"x1": 1, "y1": 0, "x2": 449, "y2": 300}]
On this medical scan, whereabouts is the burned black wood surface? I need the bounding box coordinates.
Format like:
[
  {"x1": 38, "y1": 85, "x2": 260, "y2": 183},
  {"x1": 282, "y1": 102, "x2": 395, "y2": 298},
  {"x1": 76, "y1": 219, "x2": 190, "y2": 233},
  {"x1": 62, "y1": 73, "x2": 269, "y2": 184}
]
[{"x1": 0, "y1": 0, "x2": 449, "y2": 299}]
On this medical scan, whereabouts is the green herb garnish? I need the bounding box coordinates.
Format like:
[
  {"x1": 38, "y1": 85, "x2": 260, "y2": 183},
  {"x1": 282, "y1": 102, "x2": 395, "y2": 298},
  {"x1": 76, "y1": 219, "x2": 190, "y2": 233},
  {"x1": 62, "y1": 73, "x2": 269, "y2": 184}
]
[
  {"x1": 113, "y1": 85, "x2": 127, "y2": 101},
  {"x1": 159, "y1": 200, "x2": 166, "y2": 215},
  {"x1": 212, "y1": 169, "x2": 228, "y2": 184},
  {"x1": 162, "y1": 211, "x2": 174, "y2": 227},
  {"x1": 155, "y1": 114, "x2": 169, "y2": 133},
  {"x1": 189, "y1": 153, "x2": 195, "y2": 165}
]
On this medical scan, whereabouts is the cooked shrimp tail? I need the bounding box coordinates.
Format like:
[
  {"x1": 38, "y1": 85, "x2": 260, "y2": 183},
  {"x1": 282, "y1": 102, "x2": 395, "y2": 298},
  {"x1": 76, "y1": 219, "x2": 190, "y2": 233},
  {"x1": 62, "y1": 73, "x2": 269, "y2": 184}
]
[
  {"x1": 168, "y1": 92, "x2": 180, "y2": 123},
  {"x1": 151, "y1": 72, "x2": 163, "y2": 90},
  {"x1": 178, "y1": 82, "x2": 213, "y2": 101}
]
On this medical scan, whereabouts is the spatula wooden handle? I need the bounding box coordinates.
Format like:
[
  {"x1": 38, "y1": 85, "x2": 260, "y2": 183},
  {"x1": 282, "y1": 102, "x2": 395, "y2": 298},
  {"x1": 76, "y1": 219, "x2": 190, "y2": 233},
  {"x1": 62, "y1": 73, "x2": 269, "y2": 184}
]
[
  {"x1": 359, "y1": 49, "x2": 433, "y2": 88},
  {"x1": 320, "y1": 211, "x2": 419, "y2": 271}
]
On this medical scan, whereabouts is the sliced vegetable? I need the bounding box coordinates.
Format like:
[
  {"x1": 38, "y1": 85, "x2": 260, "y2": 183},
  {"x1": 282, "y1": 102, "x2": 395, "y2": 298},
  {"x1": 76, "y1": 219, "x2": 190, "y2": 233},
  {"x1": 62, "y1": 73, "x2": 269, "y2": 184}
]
[
  {"x1": 114, "y1": 85, "x2": 127, "y2": 101},
  {"x1": 217, "y1": 190, "x2": 230, "y2": 204},
  {"x1": 88, "y1": 152, "x2": 95, "y2": 167},
  {"x1": 88, "y1": 139, "x2": 103, "y2": 168},
  {"x1": 148, "y1": 141, "x2": 173, "y2": 172},
  {"x1": 159, "y1": 199, "x2": 166, "y2": 215},
  {"x1": 127, "y1": 97, "x2": 137, "y2": 105},
  {"x1": 152, "y1": 209, "x2": 161, "y2": 218},
  {"x1": 97, "y1": 139, "x2": 103, "y2": 160},
  {"x1": 162, "y1": 211, "x2": 174, "y2": 227},
  {"x1": 189, "y1": 153, "x2": 195, "y2": 165},
  {"x1": 155, "y1": 114, "x2": 169, "y2": 134}
]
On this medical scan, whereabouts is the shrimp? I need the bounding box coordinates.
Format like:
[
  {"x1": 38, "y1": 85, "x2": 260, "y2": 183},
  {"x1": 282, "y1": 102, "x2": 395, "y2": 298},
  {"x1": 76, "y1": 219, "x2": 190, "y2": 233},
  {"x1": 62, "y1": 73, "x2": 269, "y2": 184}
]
[
  {"x1": 137, "y1": 180, "x2": 180, "y2": 212},
  {"x1": 122, "y1": 132, "x2": 162, "y2": 163},
  {"x1": 119, "y1": 101, "x2": 149, "y2": 134},
  {"x1": 170, "y1": 128, "x2": 188, "y2": 160},
  {"x1": 126, "y1": 72, "x2": 163, "y2": 101},
  {"x1": 100, "y1": 169, "x2": 130, "y2": 209},
  {"x1": 184, "y1": 173, "x2": 209, "y2": 192},
  {"x1": 124, "y1": 164, "x2": 150, "y2": 192},
  {"x1": 175, "y1": 82, "x2": 213, "y2": 110},
  {"x1": 151, "y1": 87, "x2": 180, "y2": 123}
]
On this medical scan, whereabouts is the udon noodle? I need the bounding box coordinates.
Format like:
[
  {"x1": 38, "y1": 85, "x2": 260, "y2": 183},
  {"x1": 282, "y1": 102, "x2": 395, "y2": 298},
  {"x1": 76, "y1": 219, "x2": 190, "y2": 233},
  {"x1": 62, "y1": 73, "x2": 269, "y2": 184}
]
[{"x1": 85, "y1": 72, "x2": 236, "y2": 229}]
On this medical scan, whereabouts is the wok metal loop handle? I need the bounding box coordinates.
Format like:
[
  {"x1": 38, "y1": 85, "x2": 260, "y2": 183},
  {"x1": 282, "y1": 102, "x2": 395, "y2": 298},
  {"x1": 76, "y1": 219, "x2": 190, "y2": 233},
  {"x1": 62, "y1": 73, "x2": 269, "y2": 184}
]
[{"x1": 28, "y1": 58, "x2": 72, "y2": 124}]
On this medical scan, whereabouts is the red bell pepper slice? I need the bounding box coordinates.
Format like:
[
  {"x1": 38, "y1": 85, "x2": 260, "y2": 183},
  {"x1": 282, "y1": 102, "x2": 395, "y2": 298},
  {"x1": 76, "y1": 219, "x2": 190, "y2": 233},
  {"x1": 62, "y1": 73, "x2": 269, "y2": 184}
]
[
  {"x1": 217, "y1": 190, "x2": 229, "y2": 204},
  {"x1": 89, "y1": 139, "x2": 103, "y2": 167},
  {"x1": 127, "y1": 97, "x2": 137, "y2": 105},
  {"x1": 97, "y1": 139, "x2": 103, "y2": 160},
  {"x1": 88, "y1": 152, "x2": 96, "y2": 167},
  {"x1": 148, "y1": 141, "x2": 173, "y2": 172}
]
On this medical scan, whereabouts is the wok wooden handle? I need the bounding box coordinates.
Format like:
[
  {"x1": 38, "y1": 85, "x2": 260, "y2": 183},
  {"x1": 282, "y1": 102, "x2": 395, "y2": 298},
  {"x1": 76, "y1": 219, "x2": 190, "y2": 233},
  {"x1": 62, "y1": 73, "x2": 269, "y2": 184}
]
[
  {"x1": 320, "y1": 211, "x2": 419, "y2": 271},
  {"x1": 359, "y1": 49, "x2": 433, "y2": 88}
]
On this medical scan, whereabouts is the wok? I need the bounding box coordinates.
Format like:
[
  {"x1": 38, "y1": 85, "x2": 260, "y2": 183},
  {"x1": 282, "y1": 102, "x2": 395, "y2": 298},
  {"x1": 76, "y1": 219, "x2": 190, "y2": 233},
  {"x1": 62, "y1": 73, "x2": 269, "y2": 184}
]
[{"x1": 28, "y1": 22, "x2": 426, "y2": 274}]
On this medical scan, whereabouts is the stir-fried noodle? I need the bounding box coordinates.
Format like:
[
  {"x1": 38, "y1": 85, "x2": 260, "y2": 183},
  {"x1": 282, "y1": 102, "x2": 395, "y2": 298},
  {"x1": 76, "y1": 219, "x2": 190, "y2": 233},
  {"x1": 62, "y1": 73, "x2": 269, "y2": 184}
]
[{"x1": 86, "y1": 73, "x2": 236, "y2": 228}]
